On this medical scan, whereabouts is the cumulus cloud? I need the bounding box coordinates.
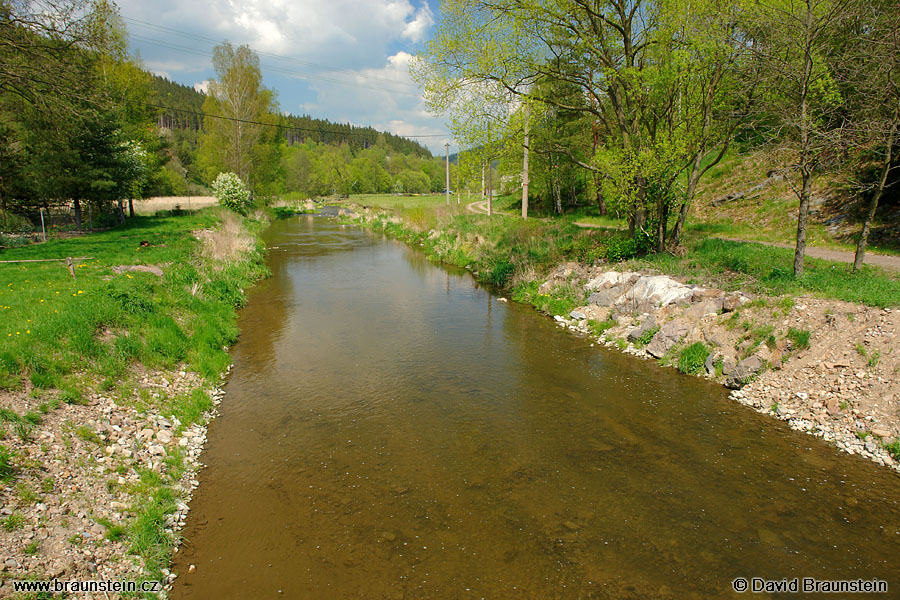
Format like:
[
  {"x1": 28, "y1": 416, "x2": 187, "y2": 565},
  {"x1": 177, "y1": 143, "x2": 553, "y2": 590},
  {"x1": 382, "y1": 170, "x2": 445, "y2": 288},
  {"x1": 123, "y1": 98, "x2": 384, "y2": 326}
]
[
  {"x1": 402, "y1": 3, "x2": 434, "y2": 43},
  {"x1": 120, "y1": 0, "x2": 437, "y2": 67},
  {"x1": 118, "y1": 0, "x2": 447, "y2": 152},
  {"x1": 298, "y1": 51, "x2": 450, "y2": 154},
  {"x1": 193, "y1": 80, "x2": 211, "y2": 94}
]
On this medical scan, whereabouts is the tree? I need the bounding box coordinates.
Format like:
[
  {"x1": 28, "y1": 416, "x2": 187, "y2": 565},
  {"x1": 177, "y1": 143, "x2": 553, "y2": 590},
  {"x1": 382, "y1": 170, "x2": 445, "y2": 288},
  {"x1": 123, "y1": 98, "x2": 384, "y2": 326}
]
[
  {"x1": 199, "y1": 42, "x2": 280, "y2": 195},
  {"x1": 746, "y1": 0, "x2": 854, "y2": 276},
  {"x1": 418, "y1": 0, "x2": 751, "y2": 249},
  {"x1": 836, "y1": 1, "x2": 900, "y2": 271}
]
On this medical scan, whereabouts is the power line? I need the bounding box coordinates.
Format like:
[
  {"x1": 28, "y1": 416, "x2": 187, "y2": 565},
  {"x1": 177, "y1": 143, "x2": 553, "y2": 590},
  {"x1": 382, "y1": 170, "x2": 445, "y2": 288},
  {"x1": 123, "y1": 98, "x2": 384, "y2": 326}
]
[
  {"x1": 123, "y1": 17, "x2": 421, "y2": 90},
  {"x1": 130, "y1": 34, "x2": 421, "y2": 97},
  {"x1": 149, "y1": 103, "x2": 450, "y2": 139},
  {"x1": 125, "y1": 20, "x2": 422, "y2": 96}
]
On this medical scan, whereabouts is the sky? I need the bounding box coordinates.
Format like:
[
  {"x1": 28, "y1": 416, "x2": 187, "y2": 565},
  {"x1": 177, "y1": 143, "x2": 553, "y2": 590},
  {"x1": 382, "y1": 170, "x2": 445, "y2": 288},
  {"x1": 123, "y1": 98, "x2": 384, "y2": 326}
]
[{"x1": 117, "y1": 0, "x2": 454, "y2": 155}]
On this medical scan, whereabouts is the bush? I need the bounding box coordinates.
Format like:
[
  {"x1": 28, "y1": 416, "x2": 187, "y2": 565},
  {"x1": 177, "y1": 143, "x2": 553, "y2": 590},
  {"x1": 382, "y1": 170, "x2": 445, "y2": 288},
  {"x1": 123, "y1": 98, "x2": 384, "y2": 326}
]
[
  {"x1": 212, "y1": 172, "x2": 252, "y2": 213},
  {"x1": 678, "y1": 342, "x2": 711, "y2": 374},
  {"x1": 787, "y1": 327, "x2": 810, "y2": 350}
]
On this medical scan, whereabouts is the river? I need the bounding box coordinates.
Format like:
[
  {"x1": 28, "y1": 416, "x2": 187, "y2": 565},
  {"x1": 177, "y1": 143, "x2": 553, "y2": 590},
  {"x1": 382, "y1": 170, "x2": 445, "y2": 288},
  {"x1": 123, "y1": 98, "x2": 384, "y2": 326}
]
[{"x1": 171, "y1": 215, "x2": 900, "y2": 599}]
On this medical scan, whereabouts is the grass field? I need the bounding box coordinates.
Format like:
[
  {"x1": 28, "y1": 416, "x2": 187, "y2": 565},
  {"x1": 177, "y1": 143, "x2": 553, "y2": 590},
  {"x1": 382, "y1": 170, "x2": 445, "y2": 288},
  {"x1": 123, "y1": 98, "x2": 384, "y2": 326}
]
[
  {"x1": 347, "y1": 192, "x2": 471, "y2": 210},
  {"x1": 0, "y1": 208, "x2": 267, "y2": 395},
  {"x1": 133, "y1": 196, "x2": 218, "y2": 215}
]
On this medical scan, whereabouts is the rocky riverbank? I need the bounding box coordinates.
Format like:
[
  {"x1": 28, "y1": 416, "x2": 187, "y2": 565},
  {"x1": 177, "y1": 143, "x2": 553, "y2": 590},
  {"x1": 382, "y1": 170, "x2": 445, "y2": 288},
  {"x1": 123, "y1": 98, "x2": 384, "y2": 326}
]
[
  {"x1": 538, "y1": 262, "x2": 900, "y2": 473},
  {"x1": 0, "y1": 367, "x2": 223, "y2": 598}
]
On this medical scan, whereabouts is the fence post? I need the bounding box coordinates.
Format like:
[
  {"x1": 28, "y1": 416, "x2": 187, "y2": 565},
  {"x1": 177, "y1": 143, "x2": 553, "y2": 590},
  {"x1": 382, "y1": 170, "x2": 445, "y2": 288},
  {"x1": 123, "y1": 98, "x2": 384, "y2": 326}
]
[
  {"x1": 40, "y1": 209, "x2": 46, "y2": 242},
  {"x1": 66, "y1": 257, "x2": 75, "y2": 280}
]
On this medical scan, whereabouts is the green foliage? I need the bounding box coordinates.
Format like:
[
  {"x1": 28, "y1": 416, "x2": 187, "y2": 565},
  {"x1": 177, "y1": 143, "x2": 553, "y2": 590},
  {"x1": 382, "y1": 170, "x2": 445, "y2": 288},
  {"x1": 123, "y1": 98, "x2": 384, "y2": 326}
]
[
  {"x1": 605, "y1": 232, "x2": 654, "y2": 263},
  {"x1": 0, "y1": 445, "x2": 15, "y2": 482},
  {"x1": 212, "y1": 172, "x2": 252, "y2": 213},
  {"x1": 2, "y1": 513, "x2": 25, "y2": 531},
  {"x1": 678, "y1": 343, "x2": 711, "y2": 375},
  {"x1": 635, "y1": 326, "x2": 660, "y2": 348},
  {"x1": 787, "y1": 328, "x2": 811, "y2": 350},
  {"x1": 588, "y1": 319, "x2": 617, "y2": 337}
]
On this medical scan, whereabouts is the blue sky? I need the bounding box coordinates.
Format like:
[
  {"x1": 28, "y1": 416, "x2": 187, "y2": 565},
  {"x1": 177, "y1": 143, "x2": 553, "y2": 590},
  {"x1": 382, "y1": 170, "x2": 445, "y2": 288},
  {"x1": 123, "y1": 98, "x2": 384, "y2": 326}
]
[{"x1": 117, "y1": 0, "x2": 453, "y2": 155}]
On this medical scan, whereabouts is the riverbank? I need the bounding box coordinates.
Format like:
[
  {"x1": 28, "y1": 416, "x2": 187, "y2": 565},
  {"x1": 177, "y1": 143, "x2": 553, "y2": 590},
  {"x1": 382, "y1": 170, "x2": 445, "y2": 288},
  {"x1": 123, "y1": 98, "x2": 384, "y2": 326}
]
[
  {"x1": 336, "y1": 204, "x2": 900, "y2": 474},
  {"x1": 0, "y1": 209, "x2": 268, "y2": 596}
]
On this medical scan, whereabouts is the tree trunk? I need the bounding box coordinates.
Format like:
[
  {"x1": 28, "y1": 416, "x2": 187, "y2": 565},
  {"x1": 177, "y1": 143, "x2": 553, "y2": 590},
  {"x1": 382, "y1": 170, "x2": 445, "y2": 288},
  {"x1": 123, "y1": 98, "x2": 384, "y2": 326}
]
[
  {"x1": 117, "y1": 199, "x2": 126, "y2": 224},
  {"x1": 73, "y1": 198, "x2": 82, "y2": 232},
  {"x1": 793, "y1": 8, "x2": 814, "y2": 278},
  {"x1": 522, "y1": 105, "x2": 530, "y2": 220},
  {"x1": 854, "y1": 99, "x2": 897, "y2": 272},
  {"x1": 656, "y1": 198, "x2": 668, "y2": 253},
  {"x1": 128, "y1": 197, "x2": 135, "y2": 218},
  {"x1": 593, "y1": 173, "x2": 606, "y2": 216},
  {"x1": 672, "y1": 152, "x2": 705, "y2": 246}
]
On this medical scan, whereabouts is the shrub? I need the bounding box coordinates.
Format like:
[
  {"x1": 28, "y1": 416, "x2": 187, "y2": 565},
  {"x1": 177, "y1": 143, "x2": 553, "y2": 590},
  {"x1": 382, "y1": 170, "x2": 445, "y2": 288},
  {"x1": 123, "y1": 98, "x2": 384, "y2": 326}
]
[
  {"x1": 678, "y1": 342, "x2": 711, "y2": 375},
  {"x1": 212, "y1": 172, "x2": 252, "y2": 213},
  {"x1": 787, "y1": 327, "x2": 810, "y2": 350},
  {"x1": 0, "y1": 445, "x2": 15, "y2": 482},
  {"x1": 635, "y1": 326, "x2": 660, "y2": 347}
]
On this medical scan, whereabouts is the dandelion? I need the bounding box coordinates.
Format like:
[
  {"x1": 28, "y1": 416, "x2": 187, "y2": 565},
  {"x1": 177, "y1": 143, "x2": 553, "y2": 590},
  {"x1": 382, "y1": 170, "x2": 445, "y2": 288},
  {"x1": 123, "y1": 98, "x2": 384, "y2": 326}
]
[
  {"x1": 77, "y1": 290, "x2": 83, "y2": 294},
  {"x1": 25, "y1": 330, "x2": 29, "y2": 334}
]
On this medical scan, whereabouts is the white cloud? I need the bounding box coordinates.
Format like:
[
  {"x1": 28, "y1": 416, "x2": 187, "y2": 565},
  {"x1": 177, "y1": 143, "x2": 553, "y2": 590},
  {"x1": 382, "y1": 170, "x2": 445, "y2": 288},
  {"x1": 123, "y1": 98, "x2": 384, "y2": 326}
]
[
  {"x1": 120, "y1": 0, "x2": 435, "y2": 66},
  {"x1": 298, "y1": 51, "x2": 450, "y2": 154},
  {"x1": 402, "y1": 3, "x2": 434, "y2": 43},
  {"x1": 193, "y1": 80, "x2": 211, "y2": 94}
]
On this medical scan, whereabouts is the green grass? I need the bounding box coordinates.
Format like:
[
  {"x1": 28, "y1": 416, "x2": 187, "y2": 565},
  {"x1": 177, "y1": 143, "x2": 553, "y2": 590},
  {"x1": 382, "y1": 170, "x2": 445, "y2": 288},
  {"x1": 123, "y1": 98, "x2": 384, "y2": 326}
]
[
  {"x1": 635, "y1": 326, "x2": 660, "y2": 348},
  {"x1": 678, "y1": 342, "x2": 711, "y2": 375},
  {"x1": 0, "y1": 209, "x2": 268, "y2": 393},
  {"x1": 588, "y1": 319, "x2": 617, "y2": 337},
  {"x1": 627, "y1": 238, "x2": 900, "y2": 308},
  {"x1": 348, "y1": 193, "x2": 462, "y2": 210},
  {"x1": 787, "y1": 327, "x2": 811, "y2": 350}
]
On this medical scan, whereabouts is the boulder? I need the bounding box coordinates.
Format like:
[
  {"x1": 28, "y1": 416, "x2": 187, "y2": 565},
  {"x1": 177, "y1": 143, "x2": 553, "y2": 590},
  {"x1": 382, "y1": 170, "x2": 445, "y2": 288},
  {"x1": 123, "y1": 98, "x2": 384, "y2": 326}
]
[
  {"x1": 723, "y1": 292, "x2": 749, "y2": 312},
  {"x1": 584, "y1": 271, "x2": 640, "y2": 292},
  {"x1": 685, "y1": 297, "x2": 725, "y2": 319},
  {"x1": 725, "y1": 355, "x2": 763, "y2": 389},
  {"x1": 540, "y1": 262, "x2": 590, "y2": 294},
  {"x1": 573, "y1": 305, "x2": 612, "y2": 322},
  {"x1": 570, "y1": 309, "x2": 587, "y2": 320},
  {"x1": 615, "y1": 275, "x2": 693, "y2": 313},
  {"x1": 722, "y1": 356, "x2": 737, "y2": 376},
  {"x1": 588, "y1": 283, "x2": 631, "y2": 308},
  {"x1": 627, "y1": 317, "x2": 658, "y2": 343},
  {"x1": 646, "y1": 319, "x2": 691, "y2": 358},
  {"x1": 705, "y1": 352, "x2": 719, "y2": 377}
]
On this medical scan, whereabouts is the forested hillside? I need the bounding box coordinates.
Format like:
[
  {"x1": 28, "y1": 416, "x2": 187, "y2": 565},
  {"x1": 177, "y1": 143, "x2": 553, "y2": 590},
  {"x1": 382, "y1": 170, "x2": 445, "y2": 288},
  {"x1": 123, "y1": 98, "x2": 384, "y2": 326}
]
[{"x1": 0, "y1": 2, "x2": 445, "y2": 237}]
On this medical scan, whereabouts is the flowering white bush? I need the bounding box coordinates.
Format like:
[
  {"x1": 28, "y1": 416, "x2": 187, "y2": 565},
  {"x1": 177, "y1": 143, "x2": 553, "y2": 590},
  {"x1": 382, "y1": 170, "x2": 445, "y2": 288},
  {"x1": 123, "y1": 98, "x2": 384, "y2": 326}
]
[{"x1": 212, "y1": 172, "x2": 252, "y2": 213}]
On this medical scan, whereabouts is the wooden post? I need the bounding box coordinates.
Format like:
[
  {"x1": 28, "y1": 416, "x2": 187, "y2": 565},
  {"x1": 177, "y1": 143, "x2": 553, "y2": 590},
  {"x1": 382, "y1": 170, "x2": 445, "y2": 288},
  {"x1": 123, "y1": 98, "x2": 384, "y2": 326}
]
[
  {"x1": 88, "y1": 204, "x2": 93, "y2": 232},
  {"x1": 66, "y1": 257, "x2": 75, "y2": 280},
  {"x1": 40, "y1": 209, "x2": 46, "y2": 242}
]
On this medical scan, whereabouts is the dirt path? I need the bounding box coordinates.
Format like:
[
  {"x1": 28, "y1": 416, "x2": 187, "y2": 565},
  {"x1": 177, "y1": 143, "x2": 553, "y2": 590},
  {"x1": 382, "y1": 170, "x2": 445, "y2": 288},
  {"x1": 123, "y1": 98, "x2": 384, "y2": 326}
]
[
  {"x1": 468, "y1": 202, "x2": 899, "y2": 271},
  {"x1": 716, "y1": 237, "x2": 900, "y2": 271}
]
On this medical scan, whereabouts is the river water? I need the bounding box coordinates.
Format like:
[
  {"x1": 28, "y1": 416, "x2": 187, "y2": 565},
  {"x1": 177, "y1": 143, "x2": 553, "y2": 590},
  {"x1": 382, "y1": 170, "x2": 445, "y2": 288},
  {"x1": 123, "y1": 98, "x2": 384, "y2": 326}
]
[{"x1": 171, "y1": 216, "x2": 900, "y2": 599}]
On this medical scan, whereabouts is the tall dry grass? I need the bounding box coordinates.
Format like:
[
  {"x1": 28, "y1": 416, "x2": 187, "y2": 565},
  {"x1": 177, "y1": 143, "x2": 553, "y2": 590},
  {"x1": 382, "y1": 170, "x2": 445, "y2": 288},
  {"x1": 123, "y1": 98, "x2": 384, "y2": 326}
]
[{"x1": 196, "y1": 210, "x2": 254, "y2": 265}]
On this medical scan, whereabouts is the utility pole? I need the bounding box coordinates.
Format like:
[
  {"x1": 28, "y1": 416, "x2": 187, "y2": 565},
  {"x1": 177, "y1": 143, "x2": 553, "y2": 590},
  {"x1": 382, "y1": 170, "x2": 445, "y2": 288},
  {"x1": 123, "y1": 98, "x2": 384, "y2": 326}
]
[
  {"x1": 445, "y1": 142, "x2": 450, "y2": 206},
  {"x1": 487, "y1": 159, "x2": 493, "y2": 217},
  {"x1": 522, "y1": 103, "x2": 531, "y2": 220},
  {"x1": 481, "y1": 163, "x2": 485, "y2": 198}
]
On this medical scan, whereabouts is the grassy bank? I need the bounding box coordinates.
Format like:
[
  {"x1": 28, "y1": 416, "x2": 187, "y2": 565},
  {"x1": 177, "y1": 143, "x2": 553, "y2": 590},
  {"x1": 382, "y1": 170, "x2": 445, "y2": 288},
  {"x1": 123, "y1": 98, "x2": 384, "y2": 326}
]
[
  {"x1": 341, "y1": 203, "x2": 900, "y2": 310},
  {"x1": 0, "y1": 208, "x2": 269, "y2": 594},
  {"x1": 0, "y1": 209, "x2": 267, "y2": 393}
]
